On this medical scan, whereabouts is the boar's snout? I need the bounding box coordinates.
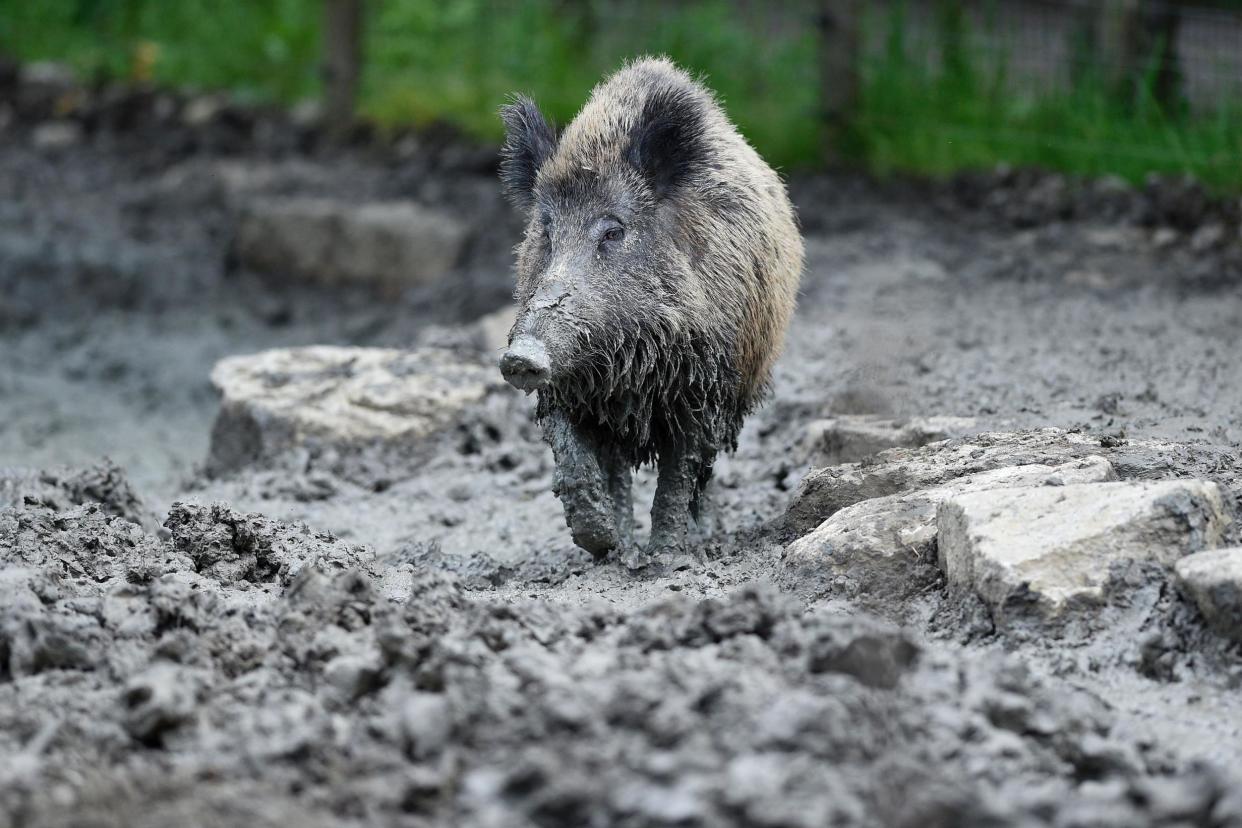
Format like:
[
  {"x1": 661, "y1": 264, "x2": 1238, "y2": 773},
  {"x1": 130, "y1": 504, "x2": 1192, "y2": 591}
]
[{"x1": 500, "y1": 335, "x2": 551, "y2": 393}]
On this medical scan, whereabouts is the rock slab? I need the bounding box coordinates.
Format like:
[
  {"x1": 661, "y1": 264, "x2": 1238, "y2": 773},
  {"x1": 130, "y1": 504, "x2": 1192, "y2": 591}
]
[
  {"x1": 1174, "y1": 548, "x2": 1242, "y2": 642},
  {"x1": 801, "y1": 415, "x2": 980, "y2": 466},
  {"x1": 234, "y1": 197, "x2": 467, "y2": 291},
  {"x1": 785, "y1": 427, "x2": 1238, "y2": 535},
  {"x1": 938, "y1": 480, "x2": 1232, "y2": 622},
  {"x1": 208, "y1": 346, "x2": 495, "y2": 475},
  {"x1": 784, "y1": 455, "x2": 1115, "y2": 600}
]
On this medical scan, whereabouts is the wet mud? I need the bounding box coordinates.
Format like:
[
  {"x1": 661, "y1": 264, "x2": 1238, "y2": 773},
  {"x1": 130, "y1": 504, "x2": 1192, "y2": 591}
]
[{"x1": 3, "y1": 80, "x2": 1242, "y2": 826}]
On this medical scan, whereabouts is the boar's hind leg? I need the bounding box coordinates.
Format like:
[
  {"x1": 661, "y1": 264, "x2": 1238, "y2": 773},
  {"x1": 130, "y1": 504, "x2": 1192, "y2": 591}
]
[
  {"x1": 601, "y1": 446, "x2": 634, "y2": 549},
  {"x1": 649, "y1": 447, "x2": 698, "y2": 557},
  {"x1": 690, "y1": 476, "x2": 718, "y2": 541},
  {"x1": 542, "y1": 411, "x2": 618, "y2": 557}
]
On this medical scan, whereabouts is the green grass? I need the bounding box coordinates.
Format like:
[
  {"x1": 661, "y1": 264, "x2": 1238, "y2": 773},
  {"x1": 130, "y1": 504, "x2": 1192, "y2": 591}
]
[
  {"x1": 857, "y1": 3, "x2": 1242, "y2": 189},
  {"x1": 2, "y1": 0, "x2": 1241, "y2": 188},
  {"x1": 0, "y1": 0, "x2": 820, "y2": 167},
  {"x1": 363, "y1": 0, "x2": 821, "y2": 167},
  {"x1": 0, "y1": 0, "x2": 320, "y2": 104}
]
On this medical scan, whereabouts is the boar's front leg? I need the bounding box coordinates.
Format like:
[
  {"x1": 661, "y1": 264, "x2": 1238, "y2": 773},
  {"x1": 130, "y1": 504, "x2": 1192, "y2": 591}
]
[
  {"x1": 648, "y1": 445, "x2": 698, "y2": 559},
  {"x1": 541, "y1": 410, "x2": 619, "y2": 557}
]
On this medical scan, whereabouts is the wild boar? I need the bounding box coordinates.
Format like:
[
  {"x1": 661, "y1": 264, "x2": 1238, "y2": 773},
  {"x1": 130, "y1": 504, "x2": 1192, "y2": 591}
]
[{"x1": 498, "y1": 57, "x2": 803, "y2": 561}]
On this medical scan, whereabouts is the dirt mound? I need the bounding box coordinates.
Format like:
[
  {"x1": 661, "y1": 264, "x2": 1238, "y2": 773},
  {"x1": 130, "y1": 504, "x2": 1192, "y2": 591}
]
[{"x1": 4, "y1": 467, "x2": 1239, "y2": 827}]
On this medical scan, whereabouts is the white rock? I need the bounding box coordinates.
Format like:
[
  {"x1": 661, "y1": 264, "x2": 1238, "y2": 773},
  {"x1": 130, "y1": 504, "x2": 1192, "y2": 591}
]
[
  {"x1": 21, "y1": 61, "x2": 75, "y2": 89},
  {"x1": 1174, "y1": 548, "x2": 1242, "y2": 642},
  {"x1": 30, "y1": 121, "x2": 82, "y2": 150},
  {"x1": 289, "y1": 98, "x2": 322, "y2": 127},
  {"x1": 784, "y1": 426, "x2": 1225, "y2": 535},
  {"x1": 802, "y1": 415, "x2": 980, "y2": 466},
  {"x1": 208, "y1": 346, "x2": 496, "y2": 474},
  {"x1": 181, "y1": 95, "x2": 224, "y2": 126},
  {"x1": 1189, "y1": 223, "x2": 1225, "y2": 253},
  {"x1": 784, "y1": 456, "x2": 1115, "y2": 599},
  {"x1": 234, "y1": 197, "x2": 467, "y2": 291},
  {"x1": 787, "y1": 428, "x2": 1110, "y2": 534},
  {"x1": 938, "y1": 480, "x2": 1232, "y2": 623},
  {"x1": 1151, "y1": 227, "x2": 1180, "y2": 248}
]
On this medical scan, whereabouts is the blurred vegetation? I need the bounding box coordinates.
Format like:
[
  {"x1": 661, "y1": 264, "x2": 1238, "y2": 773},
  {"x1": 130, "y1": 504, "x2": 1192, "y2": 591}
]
[
  {"x1": 2, "y1": 0, "x2": 1241, "y2": 188},
  {"x1": 860, "y1": 3, "x2": 1242, "y2": 188}
]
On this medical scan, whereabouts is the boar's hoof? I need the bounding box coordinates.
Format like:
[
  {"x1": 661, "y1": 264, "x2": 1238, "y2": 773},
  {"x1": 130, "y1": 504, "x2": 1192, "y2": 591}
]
[{"x1": 499, "y1": 335, "x2": 550, "y2": 393}]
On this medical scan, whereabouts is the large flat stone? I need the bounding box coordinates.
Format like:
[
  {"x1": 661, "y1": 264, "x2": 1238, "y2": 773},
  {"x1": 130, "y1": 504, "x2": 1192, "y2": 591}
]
[
  {"x1": 801, "y1": 415, "x2": 981, "y2": 466},
  {"x1": 784, "y1": 456, "x2": 1115, "y2": 600},
  {"x1": 784, "y1": 427, "x2": 1237, "y2": 536},
  {"x1": 938, "y1": 480, "x2": 1232, "y2": 623},
  {"x1": 208, "y1": 346, "x2": 496, "y2": 475},
  {"x1": 234, "y1": 198, "x2": 467, "y2": 291},
  {"x1": 786, "y1": 428, "x2": 1110, "y2": 534},
  {"x1": 1174, "y1": 548, "x2": 1242, "y2": 643}
]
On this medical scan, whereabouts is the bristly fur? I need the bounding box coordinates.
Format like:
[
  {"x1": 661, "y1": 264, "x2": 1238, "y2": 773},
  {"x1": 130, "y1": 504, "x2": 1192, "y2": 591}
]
[
  {"x1": 625, "y1": 82, "x2": 708, "y2": 199},
  {"x1": 499, "y1": 95, "x2": 557, "y2": 208},
  {"x1": 535, "y1": 317, "x2": 746, "y2": 472},
  {"x1": 504, "y1": 56, "x2": 804, "y2": 493}
]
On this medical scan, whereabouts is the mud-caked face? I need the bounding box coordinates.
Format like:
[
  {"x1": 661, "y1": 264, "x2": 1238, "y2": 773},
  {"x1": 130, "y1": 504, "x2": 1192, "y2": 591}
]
[
  {"x1": 501, "y1": 175, "x2": 684, "y2": 392},
  {"x1": 496, "y1": 89, "x2": 705, "y2": 395}
]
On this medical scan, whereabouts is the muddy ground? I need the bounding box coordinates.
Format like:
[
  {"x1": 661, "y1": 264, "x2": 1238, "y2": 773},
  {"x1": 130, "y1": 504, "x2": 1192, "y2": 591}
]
[{"x1": 2, "y1": 81, "x2": 1242, "y2": 827}]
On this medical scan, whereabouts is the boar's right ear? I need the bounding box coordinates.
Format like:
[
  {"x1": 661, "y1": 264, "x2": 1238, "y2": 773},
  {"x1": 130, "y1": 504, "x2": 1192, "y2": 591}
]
[{"x1": 499, "y1": 96, "x2": 557, "y2": 208}]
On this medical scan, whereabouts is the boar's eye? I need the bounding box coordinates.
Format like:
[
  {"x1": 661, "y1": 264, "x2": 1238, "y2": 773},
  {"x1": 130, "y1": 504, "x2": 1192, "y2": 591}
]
[{"x1": 598, "y1": 223, "x2": 625, "y2": 252}]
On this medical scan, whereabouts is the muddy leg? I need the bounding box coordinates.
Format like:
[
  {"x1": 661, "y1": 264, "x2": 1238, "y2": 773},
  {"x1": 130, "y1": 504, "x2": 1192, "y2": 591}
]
[
  {"x1": 648, "y1": 446, "x2": 697, "y2": 559},
  {"x1": 691, "y1": 477, "x2": 718, "y2": 541},
  {"x1": 600, "y1": 447, "x2": 634, "y2": 550},
  {"x1": 541, "y1": 411, "x2": 618, "y2": 557}
]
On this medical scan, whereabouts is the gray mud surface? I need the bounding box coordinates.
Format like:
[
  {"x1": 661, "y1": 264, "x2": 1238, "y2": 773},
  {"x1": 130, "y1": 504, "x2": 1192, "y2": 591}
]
[{"x1": 3, "y1": 91, "x2": 1242, "y2": 826}]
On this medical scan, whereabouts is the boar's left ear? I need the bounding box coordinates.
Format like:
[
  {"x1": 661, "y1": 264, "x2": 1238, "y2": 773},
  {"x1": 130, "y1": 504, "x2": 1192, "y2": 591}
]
[
  {"x1": 626, "y1": 84, "x2": 707, "y2": 200},
  {"x1": 500, "y1": 95, "x2": 557, "y2": 208}
]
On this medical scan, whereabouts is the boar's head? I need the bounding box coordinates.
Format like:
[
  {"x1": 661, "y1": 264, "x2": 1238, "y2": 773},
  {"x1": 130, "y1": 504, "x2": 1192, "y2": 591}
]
[{"x1": 496, "y1": 83, "x2": 713, "y2": 415}]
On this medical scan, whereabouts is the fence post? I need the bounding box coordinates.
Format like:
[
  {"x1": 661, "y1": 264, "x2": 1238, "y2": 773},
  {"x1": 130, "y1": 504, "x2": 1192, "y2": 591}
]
[
  {"x1": 1144, "y1": 0, "x2": 1184, "y2": 111},
  {"x1": 818, "y1": 0, "x2": 861, "y2": 164},
  {"x1": 323, "y1": 0, "x2": 364, "y2": 139},
  {"x1": 1098, "y1": 0, "x2": 1141, "y2": 98},
  {"x1": 1097, "y1": 0, "x2": 1184, "y2": 110}
]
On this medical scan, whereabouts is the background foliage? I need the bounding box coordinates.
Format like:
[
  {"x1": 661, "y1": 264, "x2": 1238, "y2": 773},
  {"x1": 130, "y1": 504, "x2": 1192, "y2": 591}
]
[{"x1": 2, "y1": 0, "x2": 1240, "y2": 187}]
